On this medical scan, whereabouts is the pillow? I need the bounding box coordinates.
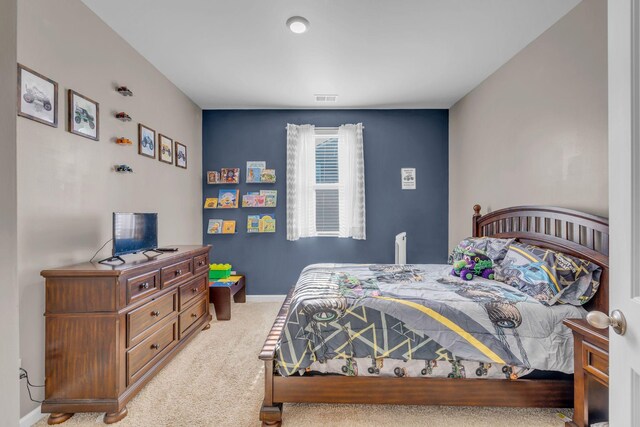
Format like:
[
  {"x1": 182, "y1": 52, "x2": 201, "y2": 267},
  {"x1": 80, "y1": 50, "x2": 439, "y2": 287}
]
[
  {"x1": 494, "y1": 243, "x2": 601, "y2": 306},
  {"x1": 448, "y1": 237, "x2": 514, "y2": 265}
]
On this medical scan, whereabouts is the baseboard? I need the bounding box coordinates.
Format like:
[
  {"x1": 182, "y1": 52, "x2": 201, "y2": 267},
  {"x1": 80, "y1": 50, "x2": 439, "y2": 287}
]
[
  {"x1": 246, "y1": 295, "x2": 286, "y2": 302},
  {"x1": 20, "y1": 405, "x2": 45, "y2": 427}
]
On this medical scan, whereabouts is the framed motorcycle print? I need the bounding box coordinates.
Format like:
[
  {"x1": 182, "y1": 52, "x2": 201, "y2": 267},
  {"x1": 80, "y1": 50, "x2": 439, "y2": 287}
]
[
  {"x1": 138, "y1": 123, "x2": 156, "y2": 159},
  {"x1": 17, "y1": 64, "x2": 58, "y2": 128},
  {"x1": 175, "y1": 142, "x2": 187, "y2": 169},
  {"x1": 159, "y1": 134, "x2": 173, "y2": 164},
  {"x1": 68, "y1": 90, "x2": 99, "y2": 141}
]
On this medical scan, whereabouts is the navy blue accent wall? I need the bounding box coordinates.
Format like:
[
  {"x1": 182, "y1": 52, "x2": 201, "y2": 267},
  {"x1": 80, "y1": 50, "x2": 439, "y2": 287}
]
[{"x1": 202, "y1": 110, "x2": 448, "y2": 295}]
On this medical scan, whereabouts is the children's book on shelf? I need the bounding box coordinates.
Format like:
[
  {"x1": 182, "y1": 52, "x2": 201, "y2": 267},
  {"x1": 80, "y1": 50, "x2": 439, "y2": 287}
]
[
  {"x1": 246, "y1": 161, "x2": 266, "y2": 183},
  {"x1": 247, "y1": 214, "x2": 275, "y2": 233},
  {"x1": 207, "y1": 219, "x2": 223, "y2": 234},
  {"x1": 260, "y1": 190, "x2": 277, "y2": 207},
  {"x1": 204, "y1": 197, "x2": 218, "y2": 209},
  {"x1": 207, "y1": 171, "x2": 220, "y2": 184},
  {"x1": 247, "y1": 167, "x2": 262, "y2": 183},
  {"x1": 221, "y1": 168, "x2": 240, "y2": 184},
  {"x1": 261, "y1": 169, "x2": 276, "y2": 183},
  {"x1": 260, "y1": 214, "x2": 276, "y2": 232},
  {"x1": 247, "y1": 215, "x2": 260, "y2": 233},
  {"x1": 218, "y1": 188, "x2": 239, "y2": 208},
  {"x1": 242, "y1": 194, "x2": 266, "y2": 207},
  {"x1": 222, "y1": 220, "x2": 236, "y2": 234}
]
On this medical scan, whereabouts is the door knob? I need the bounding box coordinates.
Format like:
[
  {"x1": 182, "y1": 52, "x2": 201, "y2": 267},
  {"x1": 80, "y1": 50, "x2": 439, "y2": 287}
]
[{"x1": 586, "y1": 309, "x2": 627, "y2": 335}]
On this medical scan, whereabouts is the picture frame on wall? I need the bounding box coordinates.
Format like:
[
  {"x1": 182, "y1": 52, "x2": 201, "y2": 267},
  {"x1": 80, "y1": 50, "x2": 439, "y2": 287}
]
[
  {"x1": 175, "y1": 142, "x2": 187, "y2": 169},
  {"x1": 17, "y1": 64, "x2": 58, "y2": 127},
  {"x1": 138, "y1": 123, "x2": 156, "y2": 159},
  {"x1": 158, "y1": 134, "x2": 173, "y2": 164},
  {"x1": 68, "y1": 90, "x2": 99, "y2": 141}
]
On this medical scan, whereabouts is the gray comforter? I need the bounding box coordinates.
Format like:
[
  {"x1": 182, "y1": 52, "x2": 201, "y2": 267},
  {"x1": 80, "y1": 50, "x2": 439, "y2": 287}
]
[{"x1": 275, "y1": 263, "x2": 586, "y2": 377}]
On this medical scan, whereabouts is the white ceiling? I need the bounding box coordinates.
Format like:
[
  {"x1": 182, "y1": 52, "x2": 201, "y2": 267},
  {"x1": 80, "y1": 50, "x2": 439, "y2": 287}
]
[{"x1": 81, "y1": 0, "x2": 580, "y2": 109}]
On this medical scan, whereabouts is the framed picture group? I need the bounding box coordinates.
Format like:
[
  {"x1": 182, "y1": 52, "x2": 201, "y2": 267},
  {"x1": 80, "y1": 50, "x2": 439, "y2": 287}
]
[
  {"x1": 16, "y1": 63, "x2": 188, "y2": 170},
  {"x1": 137, "y1": 124, "x2": 187, "y2": 168}
]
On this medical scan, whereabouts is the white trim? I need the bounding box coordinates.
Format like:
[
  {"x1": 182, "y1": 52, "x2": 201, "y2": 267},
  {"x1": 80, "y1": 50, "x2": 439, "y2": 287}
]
[
  {"x1": 246, "y1": 295, "x2": 286, "y2": 302},
  {"x1": 20, "y1": 405, "x2": 44, "y2": 427}
]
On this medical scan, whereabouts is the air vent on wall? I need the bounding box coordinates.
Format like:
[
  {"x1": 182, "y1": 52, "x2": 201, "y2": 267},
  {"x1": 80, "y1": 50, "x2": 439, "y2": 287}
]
[{"x1": 315, "y1": 94, "x2": 338, "y2": 103}]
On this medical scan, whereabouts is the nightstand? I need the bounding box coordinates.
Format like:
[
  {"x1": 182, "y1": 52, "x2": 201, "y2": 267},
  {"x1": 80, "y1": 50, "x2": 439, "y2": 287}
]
[{"x1": 563, "y1": 318, "x2": 609, "y2": 427}]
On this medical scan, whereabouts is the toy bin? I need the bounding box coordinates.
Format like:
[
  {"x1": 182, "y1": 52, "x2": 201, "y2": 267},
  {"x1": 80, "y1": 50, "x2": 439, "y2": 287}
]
[{"x1": 209, "y1": 263, "x2": 232, "y2": 280}]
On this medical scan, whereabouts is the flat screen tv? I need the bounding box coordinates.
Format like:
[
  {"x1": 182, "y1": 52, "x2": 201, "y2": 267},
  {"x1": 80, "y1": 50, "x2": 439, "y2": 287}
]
[{"x1": 113, "y1": 212, "x2": 158, "y2": 257}]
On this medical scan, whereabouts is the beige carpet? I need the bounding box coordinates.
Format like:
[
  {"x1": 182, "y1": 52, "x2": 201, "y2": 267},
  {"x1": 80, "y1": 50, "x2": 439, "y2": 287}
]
[{"x1": 34, "y1": 301, "x2": 571, "y2": 427}]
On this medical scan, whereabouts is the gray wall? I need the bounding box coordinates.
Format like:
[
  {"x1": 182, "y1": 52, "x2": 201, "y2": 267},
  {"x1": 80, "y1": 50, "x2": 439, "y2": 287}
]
[
  {"x1": 449, "y1": 0, "x2": 608, "y2": 249},
  {"x1": 0, "y1": 0, "x2": 20, "y2": 424},
  {"x1": 17, "y1": 0, "x2": 203, "y2": 416},
  {"x1": 203, "y1": 110, "x2": 449, "y2": 295}
]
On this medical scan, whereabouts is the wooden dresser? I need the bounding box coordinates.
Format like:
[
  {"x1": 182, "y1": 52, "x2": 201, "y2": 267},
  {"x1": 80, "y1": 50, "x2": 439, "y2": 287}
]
[{"x1": 41, "y1": 245, "x2": 212, "y2": 425}]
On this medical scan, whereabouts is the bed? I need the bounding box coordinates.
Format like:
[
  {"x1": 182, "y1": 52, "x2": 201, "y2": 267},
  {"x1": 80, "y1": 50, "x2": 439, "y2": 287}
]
[{"x1": 258, "y1": 205, "x2": 609, "y2": 426}]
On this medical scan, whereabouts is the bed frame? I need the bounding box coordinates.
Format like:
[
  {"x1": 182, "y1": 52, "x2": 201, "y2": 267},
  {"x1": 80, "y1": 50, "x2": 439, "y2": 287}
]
[{"x1": 258, "y1": 205, "x2": 609, "y2": 426}]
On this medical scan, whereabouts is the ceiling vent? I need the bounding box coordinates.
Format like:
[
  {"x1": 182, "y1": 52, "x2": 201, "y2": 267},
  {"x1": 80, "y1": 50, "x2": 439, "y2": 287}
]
[{"x1": 315, "y1": 94, "x2": 338, "y2": 103}]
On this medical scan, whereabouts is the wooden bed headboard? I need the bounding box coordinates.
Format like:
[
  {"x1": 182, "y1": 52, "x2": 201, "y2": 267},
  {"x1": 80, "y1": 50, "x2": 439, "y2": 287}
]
[{"x1": 472, "y1": 204, "x2": 609, "y2": 313}]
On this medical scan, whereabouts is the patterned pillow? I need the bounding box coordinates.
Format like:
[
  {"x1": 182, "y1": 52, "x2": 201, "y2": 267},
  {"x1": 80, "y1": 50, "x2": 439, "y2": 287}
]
[
  {"x1": 448, "y1": 237, "x2": 515, "y2": 265},
  {"x1": 495, "y1": 243, "x2": 601, "y2": 306}
]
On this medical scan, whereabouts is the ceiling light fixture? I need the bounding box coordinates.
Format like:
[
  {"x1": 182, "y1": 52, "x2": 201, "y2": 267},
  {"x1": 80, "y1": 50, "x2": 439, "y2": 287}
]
[{"x1": 286, "y1": 16, "x2": 310, "y2": 34}]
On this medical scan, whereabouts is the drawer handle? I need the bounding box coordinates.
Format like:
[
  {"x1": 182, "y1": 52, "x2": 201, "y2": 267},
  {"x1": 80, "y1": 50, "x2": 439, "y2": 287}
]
[
  {"x1": 140, "y1": 282, "x2": 150, "y2": 290},
  {"x1": 199, "y1": 261, "x2": 205, "y2": 266},
  {"x1": 175, "y1": 269, "x2": 182, "y2": 276},
  {"x1": 192, "y1": 287, "x2": 198, "y2": 293},
  {"x1": 191, "y1": 313, "x2": 198, "y2": 318},
  {"x1": 151, "y1": 343, "x2": 159, "y2": 350},
  {"x1": 151, "y1": 310, "x2": 160, "y2": 317}
]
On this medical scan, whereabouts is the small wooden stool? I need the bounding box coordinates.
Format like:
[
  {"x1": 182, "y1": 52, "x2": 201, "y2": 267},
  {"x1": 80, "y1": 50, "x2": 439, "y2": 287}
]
[{"x1": 209, "y1": 275, "x2": 246, "y2": 320}]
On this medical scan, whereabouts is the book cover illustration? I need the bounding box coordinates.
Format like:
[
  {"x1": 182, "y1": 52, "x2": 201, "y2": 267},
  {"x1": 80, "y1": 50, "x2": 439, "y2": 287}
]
[
  {"x1": 222, "y1": 220, "x2": 236, "y2": 234},
  {"x1": 242, "y1": 194, "x2": 266, "y2": 207},
  {"x1": 207, "y1": 171, "x2": 220, "y2": 184},
  {"x1": 204, "y1": 198, "x2": 218, "y2": 209},
  {"x1": 218, "y1": 188, "x2": 239, "y2": 208},
  {"x1": 259, "y1": 214, "x2": 276, "y2": 232},
  {"x1": 221, "y1": 168, "x2": 240, "y2": 184},
  {"x1": 247, "y1": 215, "x2": 260, "y2": 233},
  {"x1": 207, "y1": 219, "x2": 223, "y2": 234},
  {"x1": 247, "y1": 167, "x2": 262, "y2": 183},
  {"x1": 261, "y1": 169, "x2": 276, "y2": 183},
  {"x1": 260, "y1": 190, "x2": 277, "y2": 207},
  {"x1": 246, "y1": 161, "x2": 266, "y2": 183}
]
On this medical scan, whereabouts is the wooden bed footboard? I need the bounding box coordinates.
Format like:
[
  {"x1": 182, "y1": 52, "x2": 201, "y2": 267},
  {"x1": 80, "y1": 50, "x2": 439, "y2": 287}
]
[{"x1": 259, "y1": 290, "x2": 292, "y2": 426}]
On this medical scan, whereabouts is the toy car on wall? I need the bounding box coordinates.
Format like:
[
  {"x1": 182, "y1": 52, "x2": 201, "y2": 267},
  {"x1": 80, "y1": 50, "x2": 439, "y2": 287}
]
[
  {"x1": 114, "y1": 164, "x2": 133, "y2": 173},
  {"x1": 116, "y1": 86, "x2": 133, "y2": 96},
  {"x1": 177, "y1": 151, "x2": 186, "y2": 161},
  {"x1": 23, "y1": 84, "x2": 52, "y2": 111},
  {"x1": 74, "y1": 106, "x2": 95, "y2": 129},
  {"x1": 116, "y1": 137, "x2": 132, "y2": 145},
  {"x1": 161, "y1": 145, "x2": 172, "y2": 156},
  {"x1": 115, "y1": 112, "x2": 131, "y2": 121}
]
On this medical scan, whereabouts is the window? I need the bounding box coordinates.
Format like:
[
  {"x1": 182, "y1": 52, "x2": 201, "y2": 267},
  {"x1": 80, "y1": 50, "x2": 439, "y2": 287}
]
[
  {"x1": 314, "y1": 130, "x2": 340, "y2": 236},
  {"x1": 286, "y1": 123, "x2": 366, "y2": 241}
]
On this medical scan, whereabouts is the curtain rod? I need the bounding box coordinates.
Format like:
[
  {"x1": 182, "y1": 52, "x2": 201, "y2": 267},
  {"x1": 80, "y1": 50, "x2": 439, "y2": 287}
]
[{"x1": 285, "y1": 126, "x2": 365, "y2": 130}]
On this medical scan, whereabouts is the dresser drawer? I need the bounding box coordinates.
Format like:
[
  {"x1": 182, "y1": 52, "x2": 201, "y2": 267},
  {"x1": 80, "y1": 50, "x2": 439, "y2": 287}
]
[
  {"x1": 179, "y1": 294, "x2": 208, "y2": 337},
  {"x1": 179, "y1": 275, "x2": 208, "y2": 309},
  {"x1": 126, "y1": 270, "x2": 160, "y2": 304},
  {"x1": 161, "y1": 259, "x2": 193, "y2": 288},
  {"x1": 583, "y1": 341, "x2": 608, "y2": 386},
  {"x1": 127, "y1": 291, "x2": 177, "y2": 346},
  {"x1": 126, "y1": 317, "x2": 178, "y2": 385},
  {"x1": 194, "y1": 254, "x2": 209, "y2": 275}
]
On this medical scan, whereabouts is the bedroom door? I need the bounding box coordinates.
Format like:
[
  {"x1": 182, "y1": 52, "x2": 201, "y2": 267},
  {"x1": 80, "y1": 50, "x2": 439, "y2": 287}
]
[{"x1": 607, "y1": 0, "x2": 640, "y2": 425}]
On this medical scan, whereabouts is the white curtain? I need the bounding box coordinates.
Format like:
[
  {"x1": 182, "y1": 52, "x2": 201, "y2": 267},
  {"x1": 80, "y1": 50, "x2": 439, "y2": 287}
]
[
  {"x1": 338, "y1": 123, "x2": 366, "y2": 239},
  {"x1": 286, "y1": 124, "x2": 316, "y2": 241}
]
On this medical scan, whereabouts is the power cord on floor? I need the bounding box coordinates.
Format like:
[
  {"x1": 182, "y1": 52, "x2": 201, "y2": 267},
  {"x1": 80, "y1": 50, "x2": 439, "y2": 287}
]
[{"x1": 19, "y1": 368, "x2": 44, "y2": 403}]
